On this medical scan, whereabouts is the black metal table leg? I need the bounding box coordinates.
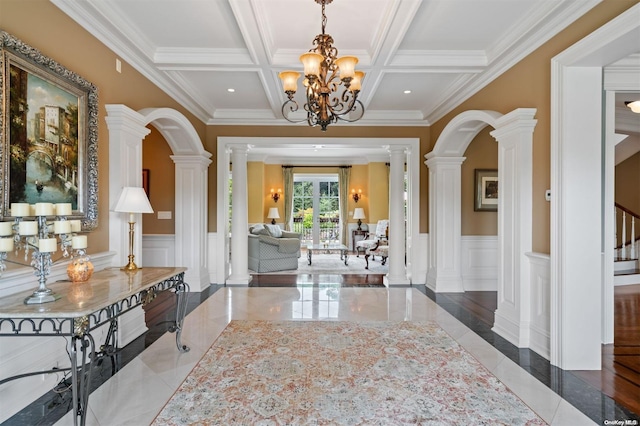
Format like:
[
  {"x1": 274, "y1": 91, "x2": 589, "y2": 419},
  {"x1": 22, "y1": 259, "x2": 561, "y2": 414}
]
[
  {"x1": 69, "y1": 318, "x2": 95, "y2": 426},
  {"x1": 170, "y1": 281, "x2": 190, "y2": 353}
]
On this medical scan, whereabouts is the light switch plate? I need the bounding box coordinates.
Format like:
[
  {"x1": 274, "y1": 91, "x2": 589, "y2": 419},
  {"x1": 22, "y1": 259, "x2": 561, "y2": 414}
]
[{"x1": 158, "y1": 211, "x2": 172, "y2": 220}]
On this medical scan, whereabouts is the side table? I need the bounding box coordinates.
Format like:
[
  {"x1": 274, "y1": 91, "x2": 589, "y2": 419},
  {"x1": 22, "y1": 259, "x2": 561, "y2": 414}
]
[{"x1": 352, "y1": 229, "x2": 367, "y2": 252}]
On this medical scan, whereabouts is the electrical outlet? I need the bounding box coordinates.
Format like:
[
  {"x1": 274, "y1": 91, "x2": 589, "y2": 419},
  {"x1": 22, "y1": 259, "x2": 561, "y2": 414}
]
[{"x1": 116, "y1": 58, "x2": 122, "y2": 73}]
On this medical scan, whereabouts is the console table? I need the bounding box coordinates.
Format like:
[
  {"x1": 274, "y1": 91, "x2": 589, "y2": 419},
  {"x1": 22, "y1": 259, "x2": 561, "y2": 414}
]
[{"x1": 0, "y1": 267, "x2": 189, "y2": 426}]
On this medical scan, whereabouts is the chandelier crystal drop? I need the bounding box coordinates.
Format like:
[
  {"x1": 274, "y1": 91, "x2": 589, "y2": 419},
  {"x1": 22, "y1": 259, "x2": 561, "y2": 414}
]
[{"x1": 279, "y1": 0, "x2": 365, "y2": 131}]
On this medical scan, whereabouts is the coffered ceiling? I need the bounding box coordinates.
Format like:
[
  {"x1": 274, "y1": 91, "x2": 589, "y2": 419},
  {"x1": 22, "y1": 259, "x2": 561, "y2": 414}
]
[{"x1": 52, "y1": 0, "x2": 602, "y2": 129}]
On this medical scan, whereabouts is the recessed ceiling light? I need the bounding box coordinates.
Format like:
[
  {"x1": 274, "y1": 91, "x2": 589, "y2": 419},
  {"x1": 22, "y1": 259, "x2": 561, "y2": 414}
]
[
  {"x1": 313, "y1": 145, "x2": 324, "y2": 149},
  {"x1": 404, "y1": 90, "x2": 411, "y2": 94},
  {"x1": 227, "y1": 88, "x2": 235, "y2": 93}
]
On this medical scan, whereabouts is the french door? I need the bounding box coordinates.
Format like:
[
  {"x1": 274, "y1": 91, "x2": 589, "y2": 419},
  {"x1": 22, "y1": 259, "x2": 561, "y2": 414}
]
[{"x1": 293, "y1": 174, "x2": 340, "y2": 245}]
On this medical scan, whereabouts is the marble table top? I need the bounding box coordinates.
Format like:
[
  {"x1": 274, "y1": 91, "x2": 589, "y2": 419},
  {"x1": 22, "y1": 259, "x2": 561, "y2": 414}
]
[{"x1": 0, "y1": 267, "x2": 186, "y2": 318}]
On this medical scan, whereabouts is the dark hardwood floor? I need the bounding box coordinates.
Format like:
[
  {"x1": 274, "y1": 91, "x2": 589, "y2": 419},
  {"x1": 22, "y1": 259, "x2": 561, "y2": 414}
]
[
  {"x1": 458, "y1": 286, "x2": 640, "y2": 417},
  {"x1": 249, "y1": 273, "x2": 386, "y2": 287},
  {"x1": 571, "y1": 283, "x2": 640, "y2": 416}
]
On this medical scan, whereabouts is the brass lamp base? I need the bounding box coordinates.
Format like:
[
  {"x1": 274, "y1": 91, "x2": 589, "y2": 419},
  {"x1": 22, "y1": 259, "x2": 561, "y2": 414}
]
[{"x1": 122, "y1": 221, "x2": 141, "y2": 271}]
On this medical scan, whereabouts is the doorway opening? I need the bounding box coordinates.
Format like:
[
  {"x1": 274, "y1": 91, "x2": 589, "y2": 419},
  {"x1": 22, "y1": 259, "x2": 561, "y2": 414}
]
[{"x1": 292, "y1": 174, "x2": 340, "y2": 246}]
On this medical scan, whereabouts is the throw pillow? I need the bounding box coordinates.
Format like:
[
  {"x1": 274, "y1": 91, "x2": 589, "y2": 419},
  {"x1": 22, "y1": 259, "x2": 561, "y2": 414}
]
[
  {"x1": 250, "y1": 224, "x2": 265, "y2": 235},
  {"x1": 264, "y1": 224, "x2": 282, "y2": 238}
]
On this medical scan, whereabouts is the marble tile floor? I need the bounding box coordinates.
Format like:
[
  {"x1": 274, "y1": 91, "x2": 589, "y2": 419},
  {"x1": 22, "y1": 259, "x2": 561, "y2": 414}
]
[
  {"x1": 6, "y1": 283, "x2": 637, "y2": 425},
  {"x1": 44, "y1": 286, "x2": 604, "y2": 426}
]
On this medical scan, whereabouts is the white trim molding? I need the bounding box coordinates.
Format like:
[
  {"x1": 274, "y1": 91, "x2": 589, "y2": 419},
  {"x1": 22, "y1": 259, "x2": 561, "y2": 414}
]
[{"x1": 461, "y1": 236, "x2": 498, "y2": 291}]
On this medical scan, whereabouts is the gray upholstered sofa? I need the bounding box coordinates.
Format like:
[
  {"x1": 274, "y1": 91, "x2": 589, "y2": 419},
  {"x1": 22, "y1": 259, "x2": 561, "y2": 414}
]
[{"x1": 248, "y1": 224, "x2": 302, "y2": 273}]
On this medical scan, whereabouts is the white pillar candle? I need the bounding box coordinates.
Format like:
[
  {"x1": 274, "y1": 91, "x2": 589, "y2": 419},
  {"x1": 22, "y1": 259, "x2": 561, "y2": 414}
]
[
  {"x1": 38, "y1": 238, "x2": 58, "y2": 253},
  {"x1": 10, "y1": 203, "x2": 31, "y2": 217},
  {"x1": 71, "y1": 235, "x2": 87, "y2": 249},
  {"x1": 55, "y1": 203, "x2": 72, "y2": 216},
  {"x1": 18, "y1": 221, "x2": 38, "y2": 236},
  {"x1": 0, "y1": 237, "x2": 14, "y2": 252},
  {"x1": 35, "y1": 203, "x2": 54, "y2": 216},
  {"x1": 69, "y1": 220, "x2": 82, "y2": 232},
  {"x1": 0, "y1": 222, "x2": 13, "y2": 236},
  {"x1": 54, "y1": 220, "x2": 72, "y2": 234}
]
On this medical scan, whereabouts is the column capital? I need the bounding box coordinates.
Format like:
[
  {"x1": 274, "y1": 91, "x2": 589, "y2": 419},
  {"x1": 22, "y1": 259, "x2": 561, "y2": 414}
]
[
  {"x1": 424, "y1": 156, "x2": 466, "y2": 168},
  {"x1": 170, "y1": 154, "x2": 213, "y2": 169}
]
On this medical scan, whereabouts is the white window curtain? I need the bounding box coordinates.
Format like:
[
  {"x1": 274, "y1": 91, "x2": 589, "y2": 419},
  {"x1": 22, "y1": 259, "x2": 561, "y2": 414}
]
[{"x1": 283, "y1": 166, "x2": 294, "y2": 231}]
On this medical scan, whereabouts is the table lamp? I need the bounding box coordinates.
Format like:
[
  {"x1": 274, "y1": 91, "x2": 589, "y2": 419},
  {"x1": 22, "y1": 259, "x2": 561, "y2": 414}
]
[
  {"x1": 267, "y1": 207, "x2": 280, "y2": 225},
  {"x1": 114, "y1": 187, "x2": 154, "y2": 271},
  {"x1": 353, "y1": 208, "x2": 366, "y2": 230}
]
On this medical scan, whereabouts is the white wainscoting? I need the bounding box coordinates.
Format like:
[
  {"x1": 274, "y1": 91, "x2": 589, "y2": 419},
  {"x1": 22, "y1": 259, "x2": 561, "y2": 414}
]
[
  {"x1": 526, "y1": 252, "x2": 551, "y2": 360},
  {"x1": 0, "y1": 251, "x2": 118, "y2": 423},
  {"x1": 461, "y1": 236, "x2": 498, "y2": 291},
  {"x1": 141, "y1": 234, "x2": 176, "y2": 267}
]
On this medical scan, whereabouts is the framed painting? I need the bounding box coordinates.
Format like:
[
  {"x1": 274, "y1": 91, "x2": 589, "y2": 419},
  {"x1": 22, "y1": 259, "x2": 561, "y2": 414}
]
[
  {"x1": 0, "y1": 31, "x2": 98, "y2": 228},
  {"x1": 474, "y1": 169, "x2": 498, "y2": 212}
]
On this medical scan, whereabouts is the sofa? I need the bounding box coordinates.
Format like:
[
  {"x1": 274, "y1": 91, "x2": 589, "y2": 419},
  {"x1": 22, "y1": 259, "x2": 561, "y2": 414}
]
[{"x1": 248, "y1": 224, "x2": 302, "y2": 273}]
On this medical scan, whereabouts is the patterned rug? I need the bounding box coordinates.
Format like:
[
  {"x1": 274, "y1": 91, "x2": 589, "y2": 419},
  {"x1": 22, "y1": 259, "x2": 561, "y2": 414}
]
[
  {"x1": 251, "y1": 252, "x2": 389, "y2": 275},
  {"x1": 153, "y1": 321, "x2": 546, "y2": 425}
]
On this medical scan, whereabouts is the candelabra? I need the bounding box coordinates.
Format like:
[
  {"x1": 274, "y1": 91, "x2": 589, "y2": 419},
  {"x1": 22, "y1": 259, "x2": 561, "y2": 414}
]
[{"x1": 0, "y1": 202, "x2": 88, "y2": 305}]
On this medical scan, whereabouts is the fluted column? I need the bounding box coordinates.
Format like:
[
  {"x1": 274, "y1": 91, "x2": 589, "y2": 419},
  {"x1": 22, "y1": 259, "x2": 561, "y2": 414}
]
[
  {"x1": 385, "y1": 146, "x2": 409, "y2": 285},
  {"x1": 227, "y1": 145, "x2": 251, "y2": 285}
]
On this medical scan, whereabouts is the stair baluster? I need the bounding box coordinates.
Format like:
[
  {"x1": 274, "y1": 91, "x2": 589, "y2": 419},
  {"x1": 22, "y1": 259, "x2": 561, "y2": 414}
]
[
  {"x1": 631, "y1": 217, "x2": 636, "y2": 260},
  {"x1": 622, "y1": 211, "x2": 627, "y2": 259}
]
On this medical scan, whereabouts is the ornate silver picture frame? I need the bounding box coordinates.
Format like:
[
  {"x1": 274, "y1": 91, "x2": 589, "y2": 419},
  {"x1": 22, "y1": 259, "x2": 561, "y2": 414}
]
[{"x1": 0, "y1": 31, "x2": 98, "y2": 229}]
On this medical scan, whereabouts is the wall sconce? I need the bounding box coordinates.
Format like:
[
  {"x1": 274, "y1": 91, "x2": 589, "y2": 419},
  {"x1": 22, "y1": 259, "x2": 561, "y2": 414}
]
[
  {"x1": 625, "y1": 101, "x2": 640, "y2": 113},
  {"x1": 351, "y1": 188, "x2": 362, "y2": 203},
  {"x1": 270, "y1": 188, "x2": 282, "y2": 202}
]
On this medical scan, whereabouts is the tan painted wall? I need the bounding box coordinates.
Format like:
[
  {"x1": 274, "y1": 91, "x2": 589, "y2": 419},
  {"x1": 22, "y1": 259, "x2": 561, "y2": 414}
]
[
  {"x1": 615, "y1": 152, "x2": 640, "y2": 243},
  {"x1": 142, "y1": 126, "x2": 175, "y2": 234},
  {"x1": 615, "y1": 152, "x2": 640, "y2": 214},
  {"x1": 368, "y1": 163, "x2": 390, "y2": 223},
  {"x1": 462, "y1": 128, "x2": 498, "y2": 235},
  {"x1": 1, "y1": 0, "x2": 207, "y2": 254},
  {"x1": 429, "y1": 0, "x2": 639, "y2": 253}
]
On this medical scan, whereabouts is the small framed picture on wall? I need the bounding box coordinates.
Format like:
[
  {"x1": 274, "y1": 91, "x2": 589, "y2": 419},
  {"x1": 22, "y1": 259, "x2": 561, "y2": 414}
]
[{"x1": 474, "y1": 169, "x2": 498, "y2": 211}]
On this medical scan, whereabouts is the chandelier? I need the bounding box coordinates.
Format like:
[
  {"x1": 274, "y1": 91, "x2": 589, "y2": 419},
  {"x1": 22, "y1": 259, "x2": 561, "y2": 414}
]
[{"x1": 279, "y1": 0, "x2": 365, "y2": 131}]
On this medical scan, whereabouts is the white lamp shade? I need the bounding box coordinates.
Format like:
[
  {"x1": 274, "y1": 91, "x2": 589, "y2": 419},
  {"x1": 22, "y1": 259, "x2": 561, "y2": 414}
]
[
  {"x1": 114, "y1": 187, "x2": 154, "y2": 214},
  {"x1": 627, "y1": 100, "x2": 640, "y2": 113},
  {"x1": 353, "y1": 208, "x2": 366, "y2": 220},
  {"x1": 267, "y1": 207, "x2": 280, "y2": 219}
]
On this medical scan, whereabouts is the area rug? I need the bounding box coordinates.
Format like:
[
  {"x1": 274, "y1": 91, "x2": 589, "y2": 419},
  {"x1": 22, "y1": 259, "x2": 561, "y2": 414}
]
[
  {"x1": 251, "y1": 252, "x2": 389, "y2": 275},
  {"x1": 153, "y1": 321, "x2": 546, "y2": 425}
]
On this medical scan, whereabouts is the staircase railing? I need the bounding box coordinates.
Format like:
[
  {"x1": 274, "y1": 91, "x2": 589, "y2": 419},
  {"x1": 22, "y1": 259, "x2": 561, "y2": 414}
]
[{"x1": 615, "y1": 203, "x2": 640, "y2": 260}]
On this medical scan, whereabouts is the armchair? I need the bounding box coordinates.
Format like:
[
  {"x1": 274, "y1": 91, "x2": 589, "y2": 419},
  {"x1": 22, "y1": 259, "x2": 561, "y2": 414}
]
[{"x1": 355, "y1": 220, "x2": 389, "y2": 258}]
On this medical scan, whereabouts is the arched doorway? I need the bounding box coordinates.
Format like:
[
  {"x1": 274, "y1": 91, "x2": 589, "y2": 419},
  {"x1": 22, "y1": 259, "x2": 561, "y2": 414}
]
[
  {"x1": 425, "y1": 108, "x2": 537, "y2": 349},
  {"x1": 106, "y1": 105, "x2": 212, "y2": 291}
]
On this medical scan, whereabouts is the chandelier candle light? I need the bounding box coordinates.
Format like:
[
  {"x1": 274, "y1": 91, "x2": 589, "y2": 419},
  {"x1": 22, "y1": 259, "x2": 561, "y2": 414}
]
[
  {"x1": 279, "y1": 0, "x2": 365, "y2": 131},
  {"x1": 0, "y1": 202, "x2": 86, "y2": 304}
]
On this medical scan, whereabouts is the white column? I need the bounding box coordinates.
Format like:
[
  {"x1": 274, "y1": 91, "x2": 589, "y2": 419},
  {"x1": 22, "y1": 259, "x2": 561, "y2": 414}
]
[
  {"x1": 171, "y1": 155, "x2": 212, "y2": 291},
  {"x1": 227, "y1": 145, "x2": 251, "y2": 285},
  {"x1": 490, "y1": 108, "x2": 536, "y2": 348},
  {"x1": 385, "y1": 146, "x2": 409, "y2": 285},
  {"x1": 105, "y1": 104, "x2": 150, "y2": 269},
  {"x1": 424, "y1": 156, "x2": 465, "y2": 292}
]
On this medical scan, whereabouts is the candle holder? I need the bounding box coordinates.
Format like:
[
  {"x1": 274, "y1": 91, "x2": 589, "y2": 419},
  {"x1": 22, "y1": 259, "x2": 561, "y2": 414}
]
[{"x1": 0, "y1": 203, "x2": 87, "y2": 305}]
